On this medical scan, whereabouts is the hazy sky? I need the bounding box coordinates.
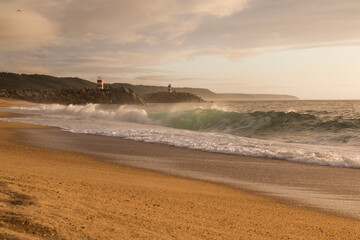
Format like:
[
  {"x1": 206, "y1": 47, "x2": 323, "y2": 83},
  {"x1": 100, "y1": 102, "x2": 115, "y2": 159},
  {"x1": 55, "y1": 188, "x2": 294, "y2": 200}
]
[{"x1": 1, "y1": 0, "x2": 360, "y2": 99}]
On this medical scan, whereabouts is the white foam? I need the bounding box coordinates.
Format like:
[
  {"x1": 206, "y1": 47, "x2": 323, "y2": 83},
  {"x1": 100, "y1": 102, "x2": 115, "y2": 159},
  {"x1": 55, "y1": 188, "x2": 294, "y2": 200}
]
[
  {"x1": 2, "y1": 104, "x2": 360, "y2": 168},
  {"x1": 8, "y1": 104, "x2": 154, "y2": 125}
]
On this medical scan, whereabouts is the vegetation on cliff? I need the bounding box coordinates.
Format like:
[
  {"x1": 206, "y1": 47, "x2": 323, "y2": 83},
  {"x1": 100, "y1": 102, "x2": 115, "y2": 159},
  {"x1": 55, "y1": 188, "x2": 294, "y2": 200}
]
[{"x1": 0, "y1": 72, "x2": 96, "y2": 89}]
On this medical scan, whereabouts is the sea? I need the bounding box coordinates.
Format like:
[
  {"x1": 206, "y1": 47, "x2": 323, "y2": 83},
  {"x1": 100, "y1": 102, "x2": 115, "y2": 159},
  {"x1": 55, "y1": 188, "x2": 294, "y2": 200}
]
[{"x1": 1, "y1": 100, "x2": 360, "y2": 168}]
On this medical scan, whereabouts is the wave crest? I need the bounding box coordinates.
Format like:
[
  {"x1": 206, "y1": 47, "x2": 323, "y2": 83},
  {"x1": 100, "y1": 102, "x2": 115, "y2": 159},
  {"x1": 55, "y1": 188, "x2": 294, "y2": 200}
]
[
  {"x1": 151, "y1": 109, "x2": 360, "y2": 136},
  {"x1": 11, "y1": 104, "x2": 154, "y2": 125}
]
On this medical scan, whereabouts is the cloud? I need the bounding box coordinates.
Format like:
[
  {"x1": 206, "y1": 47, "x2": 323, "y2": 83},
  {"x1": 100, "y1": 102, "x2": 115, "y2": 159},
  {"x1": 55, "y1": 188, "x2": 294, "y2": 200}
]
[
  {"x1": 105, "y1": 74, "x2": 200, "y2": 86},
  {"x1": 133, "y1": 75, "x2": 198, "y2": 82},
  {"x1": 184, "y1": 48, "x2": 261, "y2": 60},
  {"x1": 187, "y1": 0, "x2": 360, "y2": 51},
  {"x1": 0, "y1": 0, "x2": 247, "y2": 51},
  {"x1": 185, "y1": 0, "x2": 248, "y2": 17},
  {"x1": 0, "y1": 0, "x2": 250, "y2": 77},
  {"x1": 2, "y1": 0, "x2": 360, "y2": 91},
  {"x1": 0, "y1": 1, "x2": 59, "y2": 51},
  {"x1": 54, "y1": 0, "x2": 248, "y2": 45}
]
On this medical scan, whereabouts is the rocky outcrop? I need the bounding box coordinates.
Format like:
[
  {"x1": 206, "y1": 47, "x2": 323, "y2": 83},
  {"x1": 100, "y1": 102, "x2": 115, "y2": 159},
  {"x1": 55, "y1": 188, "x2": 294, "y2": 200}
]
[
  {"x1": 144, "y1": 91, "x2": 205, "y2": 103},
  {"x1": 0, "y1": 87, "x2": 145, "y2": 105}
]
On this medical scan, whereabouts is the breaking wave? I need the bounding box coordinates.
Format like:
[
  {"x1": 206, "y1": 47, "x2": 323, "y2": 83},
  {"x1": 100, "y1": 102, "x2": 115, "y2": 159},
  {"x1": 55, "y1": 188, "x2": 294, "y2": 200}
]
[
  {"x1": 12, "y1": 104, "x2": 154, "y2": 125},
  {"x1": 8, "y1": 104, "x2": 360, "y2": 137},
  {"x1": 2, "y1": 103, "x2": 360, "y2": 168},
  {"x1": 152, "y1": 109, "x2": 360, "y2": 136}
]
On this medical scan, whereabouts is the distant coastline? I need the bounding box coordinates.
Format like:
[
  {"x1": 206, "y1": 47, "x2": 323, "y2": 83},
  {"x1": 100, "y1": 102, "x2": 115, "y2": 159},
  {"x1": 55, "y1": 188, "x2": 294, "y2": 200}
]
[{"x1": 0, "y1": 72, "x2": 299, "y2": 101}]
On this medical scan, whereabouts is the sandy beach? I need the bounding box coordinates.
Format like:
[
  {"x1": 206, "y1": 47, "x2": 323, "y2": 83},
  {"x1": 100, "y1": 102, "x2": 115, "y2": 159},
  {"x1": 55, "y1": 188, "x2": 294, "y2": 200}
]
[{"x1": 1, "y1": 98, "x2": 360, "y2": 239}]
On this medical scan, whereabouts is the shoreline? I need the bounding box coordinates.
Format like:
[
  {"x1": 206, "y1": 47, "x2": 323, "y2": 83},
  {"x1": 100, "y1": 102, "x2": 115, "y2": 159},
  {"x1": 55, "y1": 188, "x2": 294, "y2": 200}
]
[
  {"x1": 16, "y1": 127, "x2": 360, "y2": 220},
  {"x1": 1, "y1": 98, "x2": 360, "y2": 239},
  {"x1": 3, "y1": 100, "x2": 359, "y2": 169}
]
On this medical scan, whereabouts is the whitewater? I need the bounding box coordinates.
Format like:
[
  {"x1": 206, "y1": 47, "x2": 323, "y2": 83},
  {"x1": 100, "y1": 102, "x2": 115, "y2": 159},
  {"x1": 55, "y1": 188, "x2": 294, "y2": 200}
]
[{"x1": 1, "y1": 100, "x2": 360, "y2": 168}]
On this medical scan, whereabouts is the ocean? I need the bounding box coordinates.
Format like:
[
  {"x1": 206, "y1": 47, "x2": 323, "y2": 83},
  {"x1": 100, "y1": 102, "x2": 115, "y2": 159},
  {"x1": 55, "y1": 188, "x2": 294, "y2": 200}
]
[{"x1": 2, "y1": 100, "x2": 360, "y2": 168}]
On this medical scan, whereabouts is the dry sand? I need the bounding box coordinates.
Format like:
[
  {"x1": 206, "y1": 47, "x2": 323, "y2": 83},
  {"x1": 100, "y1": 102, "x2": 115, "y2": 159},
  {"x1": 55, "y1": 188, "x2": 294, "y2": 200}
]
[{"x1": 0, "y1": 98, "x2": 359, "y2": 239}]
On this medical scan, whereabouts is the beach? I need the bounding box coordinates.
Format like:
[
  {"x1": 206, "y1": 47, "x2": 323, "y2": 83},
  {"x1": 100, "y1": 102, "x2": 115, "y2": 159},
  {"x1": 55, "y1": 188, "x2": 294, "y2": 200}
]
[{"x1": 1, "y1": 98, "x2": 360, "y2": 239}]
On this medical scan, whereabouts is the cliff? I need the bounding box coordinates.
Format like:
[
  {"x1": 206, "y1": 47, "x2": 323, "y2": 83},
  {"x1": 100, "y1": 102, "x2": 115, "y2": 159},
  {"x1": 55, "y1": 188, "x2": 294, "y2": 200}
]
[
  {"x1": 0, "y1": 72, "x2": 96, "y2": 89},
  {"x1": 0, "y1": 87, "x2": 145, "y2": 105},
  {"x1": 144, "y1": 92, "x2": 205, "y2": 103}
]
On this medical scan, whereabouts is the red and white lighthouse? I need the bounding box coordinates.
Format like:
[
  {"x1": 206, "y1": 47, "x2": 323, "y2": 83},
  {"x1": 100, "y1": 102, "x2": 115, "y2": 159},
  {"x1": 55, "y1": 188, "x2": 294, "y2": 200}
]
[{"x1": 97, "y1": 77, "x2": 104, "y2": 89}]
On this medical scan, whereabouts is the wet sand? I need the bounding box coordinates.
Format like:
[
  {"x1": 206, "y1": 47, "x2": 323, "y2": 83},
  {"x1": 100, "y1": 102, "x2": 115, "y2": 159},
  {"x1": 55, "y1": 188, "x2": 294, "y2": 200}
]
[
  {"x1": 18, "y1": 128, "x2": 360, "y2": 220},
  {"x1": 1, "y1": 98, "x2": 360, "y2": 239}
]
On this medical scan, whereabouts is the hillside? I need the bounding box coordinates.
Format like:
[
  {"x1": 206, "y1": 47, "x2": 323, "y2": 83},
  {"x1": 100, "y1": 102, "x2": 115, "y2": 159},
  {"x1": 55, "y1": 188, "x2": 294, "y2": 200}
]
[
  {"x1": 111, "y1": 83, "x2": 298, "y2": 100},
  {"x1": 0, "y1": 72, "x2": 96, "y2": 89},
  {"x1": 0, "y1": 72, "x2": 299, "y2": 100},
  {"x1": 110, "y1": 83, "x2": 218, "y2": 99},
  {"x1": 0, "y1": 88, "x2": 145, "y2": 105}
]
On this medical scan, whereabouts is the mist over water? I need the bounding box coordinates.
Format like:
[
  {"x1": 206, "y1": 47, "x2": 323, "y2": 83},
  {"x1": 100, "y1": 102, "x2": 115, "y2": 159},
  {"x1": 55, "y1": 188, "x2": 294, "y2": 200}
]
[{"x1": 2, "y1": 100, "x2": 360, "y2": 168}]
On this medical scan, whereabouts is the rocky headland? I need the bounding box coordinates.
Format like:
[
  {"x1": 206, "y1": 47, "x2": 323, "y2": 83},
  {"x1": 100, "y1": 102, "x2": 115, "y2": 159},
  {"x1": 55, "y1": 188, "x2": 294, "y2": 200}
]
[
  {"x1": 144, "y1": 91, "x2": 205, "y2": 103},
  {"x1": 0, "y1": 87, "x2": 146, "y2": 105},
  {"x1": 1, "y1": 72, "x2": 300, "y2": 101}
]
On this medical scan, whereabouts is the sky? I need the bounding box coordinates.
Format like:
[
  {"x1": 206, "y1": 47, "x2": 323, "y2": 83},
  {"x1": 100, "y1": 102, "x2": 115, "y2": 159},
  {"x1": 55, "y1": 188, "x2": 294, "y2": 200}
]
[{"x1": 1, "y1": 0, "x2": 360, "y2": 99}]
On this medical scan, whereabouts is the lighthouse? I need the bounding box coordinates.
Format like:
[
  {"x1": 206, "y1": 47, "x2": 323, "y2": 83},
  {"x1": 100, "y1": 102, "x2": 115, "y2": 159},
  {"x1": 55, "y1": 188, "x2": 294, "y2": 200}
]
[{"x1": 97, "y1": 77, "x2": 104, "y2": 90}]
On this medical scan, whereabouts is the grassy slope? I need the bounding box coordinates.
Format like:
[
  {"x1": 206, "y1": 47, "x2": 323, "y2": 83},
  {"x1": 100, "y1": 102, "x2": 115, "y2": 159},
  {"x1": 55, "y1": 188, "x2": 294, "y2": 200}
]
[{"x1": 0, "y1": 72, "x2": 96, "y2": 89}]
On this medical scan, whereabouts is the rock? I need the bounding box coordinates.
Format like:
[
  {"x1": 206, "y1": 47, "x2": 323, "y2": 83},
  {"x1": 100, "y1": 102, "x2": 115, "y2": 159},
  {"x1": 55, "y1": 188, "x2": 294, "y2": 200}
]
[
  {"x1": 0, "y1": 88, "x2": 145, "y2": 105},
  {"x1": 144, "y1": 91, "x2": 205, "y2": 103}
]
